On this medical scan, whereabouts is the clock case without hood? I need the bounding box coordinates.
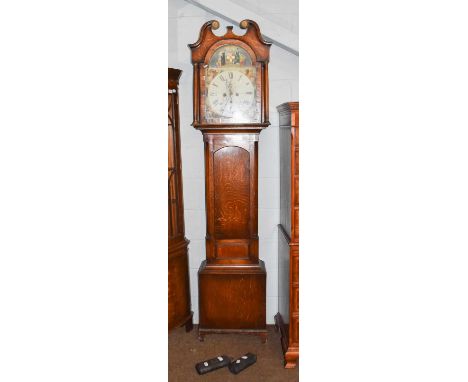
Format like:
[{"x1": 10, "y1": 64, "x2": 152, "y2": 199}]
[
  {"x1": 168, "y1": 68, "x2": 193, "y2": 332},
  {"x1": 188, "y1": 20, "x2": 271, "y2": 342}
]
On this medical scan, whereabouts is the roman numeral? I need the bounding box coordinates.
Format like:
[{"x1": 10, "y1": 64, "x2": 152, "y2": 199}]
[
  {"x1": 219, "y1": 75, "x2": 225, "y2": 81},
  {"x1": 228, "y1": 72, "x2": 233, "y2": 79}
]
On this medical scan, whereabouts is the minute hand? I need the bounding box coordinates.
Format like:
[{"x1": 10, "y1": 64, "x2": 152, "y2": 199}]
[{"x1": 226, "y1": 80, "x2": 234, "y2": 112}]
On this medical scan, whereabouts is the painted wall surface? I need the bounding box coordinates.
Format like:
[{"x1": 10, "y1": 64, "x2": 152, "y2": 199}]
[{"x1": 168, "y1": 0, "x2": 298, "y2": 324}]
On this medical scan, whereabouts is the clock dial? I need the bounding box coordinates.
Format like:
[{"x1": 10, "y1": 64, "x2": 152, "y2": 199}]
[
  {"x1": 203, "y1": 44, "x2": 260, "y2": 124},
  {"x1": 207, "y1": 71, "x2": 255, "y2": 119}
]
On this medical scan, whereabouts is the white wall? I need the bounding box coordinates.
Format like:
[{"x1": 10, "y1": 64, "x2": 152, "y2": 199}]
[
  {"x1": 230, "y1": 0, "x2": 299, "y2": 34},
  {"x1": 168, "y1": 0, "x2": 298, "y2": 324}
]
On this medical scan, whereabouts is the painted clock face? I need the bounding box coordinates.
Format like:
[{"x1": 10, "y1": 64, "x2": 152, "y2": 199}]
[
  {"x1": 203, "y1": 44, "x2": 260, "y2": 124},
  {"x1": 207, "y1": 71, "x2": 255, "y2": 119}
]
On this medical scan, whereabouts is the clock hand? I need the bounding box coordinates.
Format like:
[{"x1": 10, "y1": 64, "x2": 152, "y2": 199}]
[
  {"x1": 220, "y1": 96, "x2": 230, "y2": 115},
  {"x1": 226, "y1": 81, "x2": 233, "y2": 101},
  {"x1": 218, "y1": 78, "x2": 235, "y2": 115}
]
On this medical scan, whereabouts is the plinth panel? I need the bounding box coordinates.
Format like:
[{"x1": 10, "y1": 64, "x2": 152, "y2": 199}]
[{"x1": 198, "y1": 260, "x2": 266, "y2": 330}]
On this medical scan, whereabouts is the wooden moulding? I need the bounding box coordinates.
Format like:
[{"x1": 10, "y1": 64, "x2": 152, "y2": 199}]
[
  {"x1": 192, "y1": 123, "x2": 270, "y2": 133},
  {"x1": 188, "y1": 19, "x2": 271, "y2": 64}
]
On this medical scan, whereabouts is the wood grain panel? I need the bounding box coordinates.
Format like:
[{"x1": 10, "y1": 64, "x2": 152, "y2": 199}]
[
  {"x1": 216, "y1": 242, "x2": 249, "y2": 259},
  {"x1": 292, "y1": 286, "x2": 299, "y2": 312},
  {"x1": 293, "y1": 207, "x2": 299, "y2": 241},
  {"x1": 168, "y1": 244, "x2": 191, "y2": 328},
  {"x1": 294, "y1": 147, "x2": 299, "y2": 175},
  {"x1": 214, "y1": 146, "x2": 250, "y2": 238},
  {"x1": 290, "y1": 315, "x2": 299, "y2": 345},
  {"x1": 294, "y1": 175, "x2": 299, "y2": 205},
  {"x1": 291, "y1": 253, "x2": 299, "y2": 284},
  {"x1": 198, "y1": 261, "x2": 266, "y2": 330}
]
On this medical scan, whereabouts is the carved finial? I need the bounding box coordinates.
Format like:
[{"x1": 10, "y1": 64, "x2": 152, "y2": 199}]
[
  {"x1": 188, "y1": 20, "x2": 220, "y2": 52},
  {"x1": 239, "y1": 19, "x2": 271, "y2": 46}
]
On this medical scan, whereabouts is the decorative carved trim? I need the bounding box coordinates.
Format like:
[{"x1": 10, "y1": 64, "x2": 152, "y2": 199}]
[
  {"x1": 188, "y1": 19, "x2": 271, "y2": 63},
  {"x1": 239, "y1": 19, "x2": 271, "y2": 47}
]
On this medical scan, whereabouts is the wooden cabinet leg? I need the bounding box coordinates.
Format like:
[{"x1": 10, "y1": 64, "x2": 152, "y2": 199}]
[{"x1": 284, "y1": 353, "x2": 298, "y2": 369}]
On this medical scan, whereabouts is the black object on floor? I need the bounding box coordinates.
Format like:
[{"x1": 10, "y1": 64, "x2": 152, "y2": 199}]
[
  {"x1": 228, "y1": 353, "x2": 257, "y2": 374},
  {"x1": 195, "y1": 355, "x2": 231, "y2": 375}
]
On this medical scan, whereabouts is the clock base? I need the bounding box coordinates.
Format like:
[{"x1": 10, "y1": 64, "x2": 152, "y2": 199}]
[{"x1": 198, "y1": 260, "x2": 267, "y2": 342}]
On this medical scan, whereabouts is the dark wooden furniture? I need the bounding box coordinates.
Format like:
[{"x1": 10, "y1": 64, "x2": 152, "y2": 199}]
[
  {"x1": 188, "y1": 20, "x2": 271, "y2": 342},
  {"x1": 275, "y1": 102, "x2": 299, "y2": 368},
  {"x1": 168, "y1": 68, "x2": 193, "y2": 332}
]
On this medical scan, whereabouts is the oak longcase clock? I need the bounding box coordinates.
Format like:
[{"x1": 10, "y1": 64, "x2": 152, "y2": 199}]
[{"x1": 189, "y1": 19, "x2": 271, "y2": 341}]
